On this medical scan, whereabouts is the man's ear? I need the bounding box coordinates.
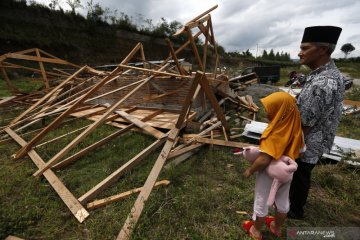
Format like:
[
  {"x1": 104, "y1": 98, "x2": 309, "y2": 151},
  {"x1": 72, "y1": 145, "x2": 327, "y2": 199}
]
[{"x1": 319, "y1": 45, "x2": 329, "y2": 56}]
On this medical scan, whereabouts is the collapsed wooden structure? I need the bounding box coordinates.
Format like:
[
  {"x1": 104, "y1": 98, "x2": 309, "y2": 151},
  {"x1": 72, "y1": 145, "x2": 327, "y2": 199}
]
[
  {"x1": 0, "y1": 48, "x2": 82, "y2": 106},
  {"x1": 1, "y1": 5, "x2": 257, "y2": 239}
]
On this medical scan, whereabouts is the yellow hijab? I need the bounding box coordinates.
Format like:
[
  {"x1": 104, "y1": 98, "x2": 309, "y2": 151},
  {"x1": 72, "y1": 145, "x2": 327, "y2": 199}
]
[{"x1": 259, "y1": 92, "x2": 305, "y2": 160}]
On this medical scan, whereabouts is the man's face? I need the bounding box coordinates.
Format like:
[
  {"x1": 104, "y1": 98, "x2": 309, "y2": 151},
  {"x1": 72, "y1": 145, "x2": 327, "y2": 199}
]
[{"x1": 298, "y1": 42, "x2": 320, "y2": 67}]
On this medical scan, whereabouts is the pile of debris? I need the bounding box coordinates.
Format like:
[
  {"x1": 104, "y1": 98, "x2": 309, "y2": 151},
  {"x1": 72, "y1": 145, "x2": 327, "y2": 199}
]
[{"x1": 0, "y1": 6, "x2": 261, "y2": 240}]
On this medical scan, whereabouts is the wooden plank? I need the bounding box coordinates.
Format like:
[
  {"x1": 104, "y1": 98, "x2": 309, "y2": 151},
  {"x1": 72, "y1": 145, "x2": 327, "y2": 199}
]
[
  {"x1": 115, "y1": 110, "x2": 165, "y2": 139},
  {"x1": 0, "y1": 65, "x2": 18, "y2": 93},
  {"x1": 198, "y1": 71, "x2": 230, "y2": 130},
  {"x1": 86, "y1": 180, "x2": 170, "y2": 210},
  {"x1": 117, "y1": 128, "x2": 180, "y2": 240},
  {"x1": 168, "y1": 142, "x2": 203, "y2": 159},
  {"x1": 35, "y1": 124, "x2": 91, "y2": 149},
  {"x1": 35, "y1": 48, "x2": 49, "y2": 89},
  {"x1": 5, "y1": 236, "x2": 25, "y2": 240},
  {"x1": 5, "y1": 53, "x2": 71, "y2": 65},
  {"x1": 117, "y1": 64, "x2": 192, "y2": 79},
  {"x1": 9, "y1": 66, "x2": 87, "y2": 126},
  {"x1": 344, "y1": 99, "x2": 360, "y2": 107},
  {"x1": 186, "y1": 27, "x2": 204, "y2": 71},
  {"x1": 165, "y1": 38, "x2": 185, "y2": 75},
  {"x1": 78, "y1": 137, "x2": 167, "y2": 204},
  {"x1": 4, "y1": 127, "x2": 89, "y2": 223},
  {"x1": 175, "y1": 72, "x2": 201, "y2": 129},
  {"x1": 194, "y1": 137, "x2": 254, "y2": 148},
  {"x1": 25, "y1": 44, "x2": 146, "y2": 170},
  {"x1": 174, "y1": 5, "x2": 218, "y2": 35},
  {"x1": 52, "y1": 124, "x2": 134, "y2": 170},
  {"x1": 165, "y1": 149, "x2": 200, "y2": 169},
  {"x1": 33, "y1": 73, "x2": 155, "y2": 176},
  {"x1": 0, "y1": 96, "x2": 16, "y2": 105}
]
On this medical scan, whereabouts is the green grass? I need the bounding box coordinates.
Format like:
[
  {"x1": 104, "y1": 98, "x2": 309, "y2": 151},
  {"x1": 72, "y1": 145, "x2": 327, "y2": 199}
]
[
  {"x1": 1, "y1": 110, "x2": 360, "y2": 240},
  {"x1": 337, "y1": 62, "x2": 360, "y2": 79},
  {"x1": 0, "y1": 62, "x2": 359, "y2": 239},
  {"x1": 0, "y1": 77, "x2": 44, "y2": 97}
]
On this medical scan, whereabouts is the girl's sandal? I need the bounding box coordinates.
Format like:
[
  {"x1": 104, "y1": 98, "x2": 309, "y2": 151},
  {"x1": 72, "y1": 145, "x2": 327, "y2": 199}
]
[
  {"x1": 242, "y1": 220, "x2": 263, "y2": 240},
  {"x1": 265, "y1": 216, "x2": 282, "y2": 237}
]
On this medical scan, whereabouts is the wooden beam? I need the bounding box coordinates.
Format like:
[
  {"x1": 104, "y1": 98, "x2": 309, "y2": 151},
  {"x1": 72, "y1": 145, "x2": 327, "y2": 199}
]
[
  {"x1": 35, "y1": 48, "x2": 49, "y2": 89},
  {"x1": 175, "y1": 72, "x2": 202, "y2": 129},
  {"x1": 16, "y1": 43, "x2": 143, "y2": 161},
  {"x1": 4, "y1": 128, "x2": 89, "y2": 223},
  {"x1": 165, "y1": 38, "x2": 185, "y2": 75},
  {"x1": 78, "y1": 137, "x2": 167, "y2": 204},
  {"x1": 197, "y1": 71, "x2": 230, "y2": 130},
  {"x1": 0, "y1": 65, "x2": 18, "y2": 93},
  {"x1": 174, "y1": 5, "x2": 218, "y2": 35},
  {"x1": 52, "y1": 124, "x2": 134, "y2": 170},
  {"x1": 86, "y1": 180, "x2": 170, "y2": 210},
  {"x1": 5, "y1": 53, "x2": 70, "y2": 65},
  {"x1": 115, "y1": 110, "x2": 165, "y2": 139},
  {"x1": 9, "y1": 66, "x2": 88, "y2": 125},
  {"x1": 168, "y1": 142, "x2": 203, "y2": 159},
  {"x1": 194, "y1": 137, "x2": 254, "y2": 148},
  {"x1": 33, "y1": 75, "x2": 153, "y2": 176},
  {"x1": 117, "y1": 128, "x2": 179, "y2": 240},
  {"x1": 53, "y1": 109, "x2": 161, "y2": 170},
  {"x1": 186, "y1": 27, "x2": 204, "y2": 71},
  {"x1": 117, "y1": 64, "x2": 192, "y2": 78}
]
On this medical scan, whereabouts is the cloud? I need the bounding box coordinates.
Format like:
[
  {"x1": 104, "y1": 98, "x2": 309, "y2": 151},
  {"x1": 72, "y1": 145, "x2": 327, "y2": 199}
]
[{"x1": 33, "y1": 0, "x2": 360, "y2": 58}]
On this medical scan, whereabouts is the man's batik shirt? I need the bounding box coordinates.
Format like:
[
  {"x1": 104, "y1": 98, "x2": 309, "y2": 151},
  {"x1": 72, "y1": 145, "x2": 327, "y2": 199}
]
[{"x1": 297, "y1": 60, "x2": 345, "y2": 164}]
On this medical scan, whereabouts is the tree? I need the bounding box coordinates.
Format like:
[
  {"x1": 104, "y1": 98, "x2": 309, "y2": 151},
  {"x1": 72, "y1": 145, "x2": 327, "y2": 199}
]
[
  {"x1": 341, "y1": 43, "x2": 355, "y2": 58},
  {"x1": 262, "y1": 50, "x2": 268, "y2": 59},
  {"x1": 268, "y1": 49, "x2": 275, "y2": 60},
  {"x1": 66, "y1": 0, "x2": 81, "y2": 14},
  {"x1": 49, "y1": 0, "x2": 60, "y2": 10}
]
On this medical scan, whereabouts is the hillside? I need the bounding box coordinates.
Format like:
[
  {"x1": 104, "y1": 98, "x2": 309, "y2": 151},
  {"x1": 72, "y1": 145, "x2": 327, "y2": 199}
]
[{"x1": 0, "y1": 0, "x2": 193, "y2": 65}]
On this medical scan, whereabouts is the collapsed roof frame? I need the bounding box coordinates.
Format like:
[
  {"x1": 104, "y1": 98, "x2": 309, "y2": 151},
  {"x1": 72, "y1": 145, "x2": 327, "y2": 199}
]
[
  {"x1": 2, "y1": 5, "x2": 255, "y2": 240},
  {"x1": 0, "y1": 48, "x2": 81, "y2": 94}
]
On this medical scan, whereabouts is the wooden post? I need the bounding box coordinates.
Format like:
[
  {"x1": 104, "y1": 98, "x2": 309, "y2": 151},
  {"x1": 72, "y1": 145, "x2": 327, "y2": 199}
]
[
  {"x1": 165, "y1": 38, "x2": 185, "y2": 75},
  {"x1": 35, "y1": 48, "x2": 49, "y2": 89},
  {"x1": 197, "y1": 71, "x2": 230, "y2": 130},
  {"x1": 0, "y1": 63, "x2": 17, "y2": 93}
]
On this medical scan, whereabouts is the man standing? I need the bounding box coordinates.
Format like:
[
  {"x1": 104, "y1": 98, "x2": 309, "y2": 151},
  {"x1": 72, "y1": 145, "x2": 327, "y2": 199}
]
[{"x1": 288, "y1": 26, "x2": 345, "y2": 219}]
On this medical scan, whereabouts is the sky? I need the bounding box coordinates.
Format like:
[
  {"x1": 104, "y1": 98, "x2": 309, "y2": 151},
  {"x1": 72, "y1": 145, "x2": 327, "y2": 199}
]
[{"x1": 33, "y1": 0, "x2": 360, "y2": 59}]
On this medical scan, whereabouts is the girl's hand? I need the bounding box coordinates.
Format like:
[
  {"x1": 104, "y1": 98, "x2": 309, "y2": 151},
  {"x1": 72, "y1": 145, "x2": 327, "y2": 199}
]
[{"x1": 243, "y1": 168, "x2": 252, "y2": 178}]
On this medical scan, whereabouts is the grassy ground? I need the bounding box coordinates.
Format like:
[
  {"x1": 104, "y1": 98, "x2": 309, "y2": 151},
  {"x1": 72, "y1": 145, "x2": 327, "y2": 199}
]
[
  {"x1": 0, "y1": 77, "x2": 44, "y2": 96},
  {"x1": 337, "y1": 62, "x2": 360, "y2": 79},
  {"x1": 0, "y1": 63, "x2": 359, "y2": 239},
  {"x1": 1, "y1": 104, "x2": 359, "y2": 240}
]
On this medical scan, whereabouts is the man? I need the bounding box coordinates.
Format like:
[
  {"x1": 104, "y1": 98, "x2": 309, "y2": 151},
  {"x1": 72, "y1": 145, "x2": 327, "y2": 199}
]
[{"x1": 288, "y1": 26, "x2": 345, "y2": 219}]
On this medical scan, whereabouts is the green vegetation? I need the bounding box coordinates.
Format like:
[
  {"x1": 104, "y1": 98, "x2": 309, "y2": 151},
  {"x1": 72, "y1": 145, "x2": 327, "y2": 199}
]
[
  {"x1": 1, "y1": 83, "x2": 359, "y2": 239},
  {"x1": 336, "y1": 62, "x2": 360, "y2": 79},
  {"x1": 0, "y1": 77, "x2": 44, "y2": 96}
]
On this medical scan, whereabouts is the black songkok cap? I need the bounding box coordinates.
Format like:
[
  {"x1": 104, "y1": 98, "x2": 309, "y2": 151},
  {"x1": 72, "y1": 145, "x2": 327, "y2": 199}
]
[{"x1": 301, "y1": 26, "x2": 342, "y2": 44}]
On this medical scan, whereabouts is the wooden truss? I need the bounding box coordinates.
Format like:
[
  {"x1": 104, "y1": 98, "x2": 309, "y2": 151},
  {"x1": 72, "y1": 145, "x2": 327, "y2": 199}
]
[
  {"x1": 0, "y1": 48, "x2": 81, "y2": 94},
  {"x1": 2, "y1": 4, "x2": 254, "y2": 239}
]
